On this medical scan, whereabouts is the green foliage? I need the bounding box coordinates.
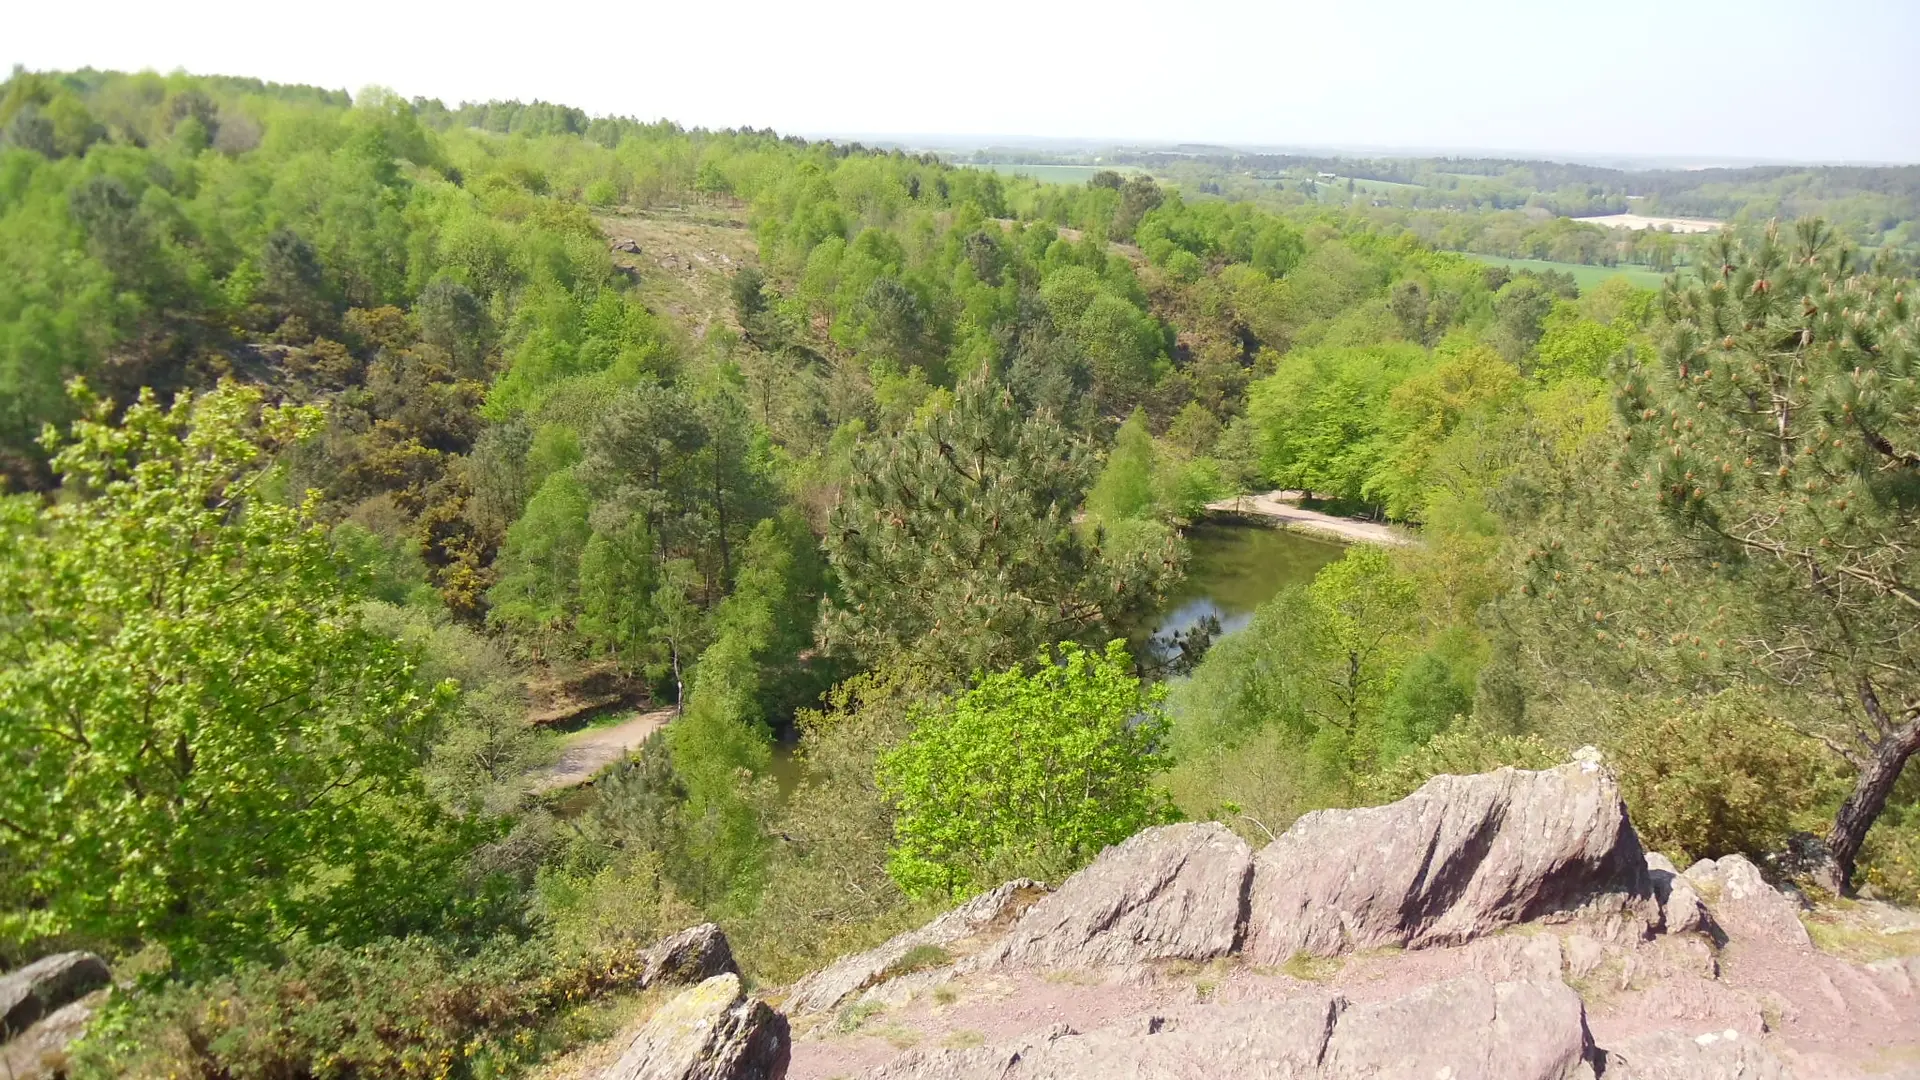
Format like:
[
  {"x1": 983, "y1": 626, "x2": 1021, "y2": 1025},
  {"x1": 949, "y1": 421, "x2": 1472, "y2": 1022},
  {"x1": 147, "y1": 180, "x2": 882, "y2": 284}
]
[
  {"x1": 1355, "y1": 720, "x2": 1561, "y2": 805},
  {"x1": 0, "y1": 384, "x2": 462, "y2": 964},
  {"x1": 1088, "y1": 408, "x2": 1158, "y2": 523},
  {"x1": 486, "y1": 469, "x2": 591, "y2": 644},
  {"x1": 879, "y1": 641, "x2": 1175, "y2": 899},
  {"x1": 69, "y1": 933, "x2": 658, "y2": 1080},
  {"x1": 1611, "y1": 690, "x2": 1838, "y2": 863},
  {"x1": 822, "y1": 376, "x2": 1178, "y2": 680}
]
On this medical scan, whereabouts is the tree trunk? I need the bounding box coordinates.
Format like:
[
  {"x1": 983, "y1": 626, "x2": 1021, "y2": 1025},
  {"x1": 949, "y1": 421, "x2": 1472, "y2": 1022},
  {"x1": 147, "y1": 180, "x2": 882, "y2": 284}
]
[{"x1": 1822, "y1": 713, "x2": 1920, "y2": 895}]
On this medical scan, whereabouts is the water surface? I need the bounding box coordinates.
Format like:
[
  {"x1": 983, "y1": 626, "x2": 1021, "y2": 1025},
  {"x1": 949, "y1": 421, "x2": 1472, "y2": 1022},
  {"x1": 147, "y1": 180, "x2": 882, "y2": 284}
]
[{"x1": 1142, "y1": 521, "x2": 1345, "y2": 664}]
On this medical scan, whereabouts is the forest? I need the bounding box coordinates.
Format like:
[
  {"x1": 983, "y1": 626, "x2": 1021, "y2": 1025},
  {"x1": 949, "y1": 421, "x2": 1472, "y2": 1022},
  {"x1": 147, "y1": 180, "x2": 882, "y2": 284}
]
[{"x1": 2, "y1": 67, "x2": 1918, "y2": 1078}]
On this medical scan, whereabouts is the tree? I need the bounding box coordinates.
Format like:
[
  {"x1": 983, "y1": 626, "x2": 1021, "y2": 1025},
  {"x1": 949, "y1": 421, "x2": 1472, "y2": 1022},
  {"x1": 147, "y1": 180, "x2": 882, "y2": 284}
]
[
  {"x1": 877, "y1": 640, "x2": 1175, "y2": 899},
  {"x1": 1608, "y1": 220, "x2": 1920, "y2": 893},
  {"x1": 1170, "y1": 545, "x2": 1420, "y2": 775},
  {"x1": 486, "y1": 469, "x2": 591, "y2": 648},
  {"x1": 821, "y1": 375, "x2": 1178, "y2": 680},
  {"x1": 1088, "y1": 408, "x2": 1158, "y2": 523},
  {"x1": 0, "y1": 383, "x2": 454, "y2": 962}
]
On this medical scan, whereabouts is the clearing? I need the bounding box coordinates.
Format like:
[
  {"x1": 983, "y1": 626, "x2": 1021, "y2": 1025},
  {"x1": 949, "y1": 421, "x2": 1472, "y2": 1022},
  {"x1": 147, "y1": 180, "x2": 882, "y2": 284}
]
[{"x1": 596, "y1": 203, "x2": 760, "y2": 341}]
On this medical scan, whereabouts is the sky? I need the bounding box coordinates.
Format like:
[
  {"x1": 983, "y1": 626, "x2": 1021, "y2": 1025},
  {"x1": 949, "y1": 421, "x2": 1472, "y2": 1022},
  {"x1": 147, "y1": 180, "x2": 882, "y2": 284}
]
[{"x1": 9, "y1": 0, "x2": 1919, "y2": 163}]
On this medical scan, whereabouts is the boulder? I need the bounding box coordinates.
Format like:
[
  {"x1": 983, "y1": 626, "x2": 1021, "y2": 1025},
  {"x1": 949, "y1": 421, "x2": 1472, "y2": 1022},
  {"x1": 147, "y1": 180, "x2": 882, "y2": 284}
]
[
  {"x1": 1683, "y1": 855, "x2": 1811, "y2": 948},
  {"x1": 643, "y1": 923, "x2": 737, "y2": 989},
  {"x1": 1, "y1": 952, "x2": 110, "y2": 1038},
  {"x1": 978, "y1": 823, "x2": 1252, "y2": 970},
  {"x1": 602, "y1": 973, "x2": 789, "y2": 1080},
  {"x1": 1599, "y1": 1028, "x2": 1792, "y2": 1079},
  {"x1": 785, "y1": 880, "x2": 1045, "y2": 1014},
  {"x1": 1645, "y1": 852, "x2": 1716, "y2": 938},
  {"x1": 1244, "y1": 764, "x2": 1656, "y2": 963},
  {"x1": 0, "y1": 998, "x2": 97, "y2": 1080},
  {"x1": 867, "y1": 976, "x2": 1595, "y2": 1080}
]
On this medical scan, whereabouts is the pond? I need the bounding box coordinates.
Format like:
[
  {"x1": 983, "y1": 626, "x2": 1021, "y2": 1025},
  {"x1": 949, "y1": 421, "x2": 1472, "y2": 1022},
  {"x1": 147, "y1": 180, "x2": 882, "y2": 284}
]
[{"x1": 1139, "y1": 520, "x2": 1346, "y2": 668}]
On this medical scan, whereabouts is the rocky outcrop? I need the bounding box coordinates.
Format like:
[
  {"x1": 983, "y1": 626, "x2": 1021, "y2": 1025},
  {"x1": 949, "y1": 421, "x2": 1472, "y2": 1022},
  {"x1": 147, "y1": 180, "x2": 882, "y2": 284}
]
[
  {"x1": 603, "y1": 973, "x2": 789, "y2": 1080},
  {"x1": 978, "y1": 823, "x2": 1252, "y2": 970},
  {"x1": 1, "y1": 998, "x2": 98, "y2": 1080},
  {"x1": 868, "y1": 975, "x2": 1596, "y2": 1080},
  {"x1": 643, "y1": 923, "x2": 738, "y2": 989},
  {"x1": 1243, "y1": 764, "x2": 1656, "y2": 962},
  {"x1": 1601, "y1": 1028, "x2": 1793, "y2": 1079},
  {"x1": 1684, "y1": 855, "x2": 1811, "y2": 948},
  {"x1": 1645, "y1": 852, "x2": 1716, "y2": 938},
  {"x1": 785, "y1": 880, "x2": 1046, "y2": 1015},
  {"x1": 1, "y1": 952, "x2": 110, "y2": 1038}
]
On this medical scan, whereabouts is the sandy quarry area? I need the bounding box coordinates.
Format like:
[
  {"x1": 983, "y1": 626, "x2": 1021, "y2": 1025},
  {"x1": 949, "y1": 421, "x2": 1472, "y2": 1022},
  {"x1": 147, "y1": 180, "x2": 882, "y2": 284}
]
[{"x1": 1577, "y1": 212, "x2": 1724, "y2": 233}]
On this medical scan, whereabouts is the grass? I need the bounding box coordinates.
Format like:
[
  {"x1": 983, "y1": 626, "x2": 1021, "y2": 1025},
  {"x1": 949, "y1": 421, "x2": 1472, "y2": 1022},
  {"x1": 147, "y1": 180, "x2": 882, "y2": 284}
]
[
  {"x1": 832, "y1": 1000, "x2": 887, "y2": 1034},
  {"x1": 1802, "y1": 904, "x2": 1920, "y2": 963},
  {"x1": 1280, "y1": 951, "x2": 1345, "y2": 983},
  {"x1": 1463, "y1": 253, "x2": 1672, "y2": 291},
  {"x1": 878, "y1": 943, "x2": 952, "y2": 981},
  {"x1": 941, "y1": 1030, "x2": 986, "y2": 1050}
]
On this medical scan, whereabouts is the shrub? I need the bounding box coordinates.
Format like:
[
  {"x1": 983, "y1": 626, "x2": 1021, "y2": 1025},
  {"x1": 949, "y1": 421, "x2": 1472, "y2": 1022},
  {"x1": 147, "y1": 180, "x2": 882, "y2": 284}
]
[
  {"x1": 69, "y1": 934, "x2": 658, "y2": 1080},
  {"x1": 1354, "y1": 718, "x2": 1560, "y2": 805},
  {"x1": 878, "y1": 641, "x2": 1176, "y2": 900},
  {"x1": 1611, "y1": 689, "x2": 1839, "y2": 864}
]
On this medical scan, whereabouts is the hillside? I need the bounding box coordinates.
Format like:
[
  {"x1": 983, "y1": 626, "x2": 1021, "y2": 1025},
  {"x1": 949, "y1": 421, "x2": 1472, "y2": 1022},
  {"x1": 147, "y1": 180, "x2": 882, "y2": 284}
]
[{"x1": 3, "y1": 67, "x2": 1919, "y2": 1080}]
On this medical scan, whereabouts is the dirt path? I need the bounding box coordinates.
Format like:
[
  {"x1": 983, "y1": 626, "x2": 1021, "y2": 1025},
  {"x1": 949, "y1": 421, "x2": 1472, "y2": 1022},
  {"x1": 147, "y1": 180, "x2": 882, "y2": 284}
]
[
  {"x1": 1206, "y1": 490, "x2": 1413, "y2": 546},
  {"x1": 529, "y1": 707, "x2": 677, "y2": 793}
]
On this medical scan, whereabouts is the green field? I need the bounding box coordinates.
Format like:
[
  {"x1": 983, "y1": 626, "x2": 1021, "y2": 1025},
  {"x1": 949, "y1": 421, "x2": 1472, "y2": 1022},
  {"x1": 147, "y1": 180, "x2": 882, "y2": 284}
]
[
  {"x1": 968, "y1": 162, "x2": 1145, "y2": 185},
  {"x1": 1464, "y1": 253, "x2": 1672, "y2": 290}
]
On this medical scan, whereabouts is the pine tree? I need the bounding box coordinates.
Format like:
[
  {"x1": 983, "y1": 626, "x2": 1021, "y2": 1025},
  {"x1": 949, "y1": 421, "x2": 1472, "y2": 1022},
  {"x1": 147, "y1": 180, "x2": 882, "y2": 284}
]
[
  {"x1": 821, "y1": 376, "x2": 1178, "y2": 681},
  {"x1": 1612, "y1": 219, "x2": 1920, "y2": 893}
]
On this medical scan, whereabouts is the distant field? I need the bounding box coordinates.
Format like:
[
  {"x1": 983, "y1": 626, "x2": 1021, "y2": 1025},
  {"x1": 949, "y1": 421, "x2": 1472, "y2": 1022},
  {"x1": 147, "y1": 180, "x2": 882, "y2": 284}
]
[
  {"x1": 969, "y1": 163, "x2": 1144, "y2": 185},
  {"x1": 1464, "y1": 253, "x2": 1672, "y2": 290}
]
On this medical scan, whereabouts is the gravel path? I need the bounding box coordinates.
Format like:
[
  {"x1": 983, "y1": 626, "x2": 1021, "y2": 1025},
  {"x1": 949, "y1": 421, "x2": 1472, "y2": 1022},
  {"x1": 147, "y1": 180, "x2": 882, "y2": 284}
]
[{"x1": 529, "y1": 707, "x2": 676, "y2": 793}]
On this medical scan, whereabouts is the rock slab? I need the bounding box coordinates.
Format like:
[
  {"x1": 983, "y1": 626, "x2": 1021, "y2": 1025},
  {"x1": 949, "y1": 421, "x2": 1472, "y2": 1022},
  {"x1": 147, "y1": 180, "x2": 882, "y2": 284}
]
[
  {"x1": 1245, "y1": 764, "x2": 1655, "y2": 962},
  {"x1": 1600, "y1": 1028, "x2": 1792, "y2": 1079},
  {"x1": 1, "y1": 998, "x2": 97, "y2": 1080},
  {"x1": 0, "y1": 952, "x2": 110, "y2": 1038},
  {"x1": 980, "y1": 823, "x2": 1252, "y2": 970},
  {"x1": 786, "y1": 880, "x2": 1045, "y2": 1015},
  {"x1": 603, "y1": 973, "x2": 789, "y2": 1080},
  {"x1": 869, "y1": 975, "x2": 1595, "y2": 1080}
]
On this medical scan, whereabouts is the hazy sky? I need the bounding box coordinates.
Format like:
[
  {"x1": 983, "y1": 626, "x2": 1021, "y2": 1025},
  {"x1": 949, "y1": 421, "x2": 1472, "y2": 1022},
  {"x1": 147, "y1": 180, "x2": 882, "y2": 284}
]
[{"x1": 10, "y1": 0, "x2": 1918, "y2": 162}]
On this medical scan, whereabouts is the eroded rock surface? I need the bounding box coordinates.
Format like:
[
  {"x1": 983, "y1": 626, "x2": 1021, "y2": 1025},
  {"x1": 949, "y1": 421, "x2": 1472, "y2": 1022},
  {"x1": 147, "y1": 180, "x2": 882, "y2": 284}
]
[
  {"x1": 1601, "y1": 1028, "x2": 1793, "y2": 1079},
  {"x1": 785, "y1": 880, "x2": 1045, "y2": 1015},
  {"x1": 867, "y1": 976, "x2": 1595, "y2": 1080},
  {"x1": 603, "y1": 973, "x2": 789, "y2": 1080},
  {"x1": 978, "y1": 823, "x2": 1252, "y2": 970},
  {"x1": 1244, "y1": 763, "x2": 1655, "y2": 962},
  {"x1": 0, "y1": 952, "x2": 110, "y2": 1038},
  {"x1": 643, "y1": 923, "x2": 738, "y2": 989}
]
